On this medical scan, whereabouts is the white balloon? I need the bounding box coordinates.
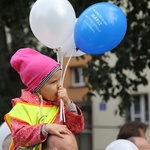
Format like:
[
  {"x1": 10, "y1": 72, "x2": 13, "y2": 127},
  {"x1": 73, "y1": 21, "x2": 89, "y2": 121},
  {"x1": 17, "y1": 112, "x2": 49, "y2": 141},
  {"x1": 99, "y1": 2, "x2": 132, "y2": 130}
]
[
  {"x1": 0, "y1": 122, "x2": 11, "y2": 150},
  {"x1": 60, "y1": 33, "x2": 85, "y2": 57},
  {"x1": 105, "y1": 139, "x2": 139, "y2": 150},
  {"x1": 29, "y1": 0, "x2": 76, "y2": 48}
]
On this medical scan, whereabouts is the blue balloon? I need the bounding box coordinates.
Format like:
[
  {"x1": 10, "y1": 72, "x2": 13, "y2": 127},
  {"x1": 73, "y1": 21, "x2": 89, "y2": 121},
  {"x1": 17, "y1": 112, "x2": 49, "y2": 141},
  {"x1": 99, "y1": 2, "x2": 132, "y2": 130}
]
[{"x1": 74, "y1": 2, "x2": 127, "y2": 54}]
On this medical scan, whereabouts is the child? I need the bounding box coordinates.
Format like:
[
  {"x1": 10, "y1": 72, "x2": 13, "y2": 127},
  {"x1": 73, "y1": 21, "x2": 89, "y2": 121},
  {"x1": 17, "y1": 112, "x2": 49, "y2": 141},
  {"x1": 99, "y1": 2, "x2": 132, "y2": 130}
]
[{"x1": 4, "y1": 48, "x2": 84, "y2": 150}]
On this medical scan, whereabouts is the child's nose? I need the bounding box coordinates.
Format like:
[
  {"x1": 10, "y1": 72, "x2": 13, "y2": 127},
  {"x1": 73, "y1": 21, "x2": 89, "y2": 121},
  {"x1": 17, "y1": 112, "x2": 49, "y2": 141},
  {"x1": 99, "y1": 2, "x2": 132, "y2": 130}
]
[{"x1": 57, "y1": 81, "x2": 61, "y2": 89}]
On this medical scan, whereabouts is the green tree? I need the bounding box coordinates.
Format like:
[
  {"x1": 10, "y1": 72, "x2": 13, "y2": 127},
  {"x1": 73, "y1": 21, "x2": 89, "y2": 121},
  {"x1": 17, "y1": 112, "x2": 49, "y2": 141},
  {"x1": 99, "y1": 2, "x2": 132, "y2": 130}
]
[
  {"x1": 0, "y1": 0, "x2": 54, "y2": 123},
  {"x1": 81, "y1": 0, "x2": 150, "y2": 115},
  {"x1": 0, "y1": 0, "x2": 150, "y2": 124}
]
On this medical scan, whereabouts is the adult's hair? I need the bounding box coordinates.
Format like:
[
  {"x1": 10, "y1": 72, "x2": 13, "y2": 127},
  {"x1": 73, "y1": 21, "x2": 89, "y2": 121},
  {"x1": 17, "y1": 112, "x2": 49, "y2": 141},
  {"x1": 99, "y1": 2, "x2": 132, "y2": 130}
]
[{"x1": 117, "y1": 121, "x2": 148, "y2": 139}]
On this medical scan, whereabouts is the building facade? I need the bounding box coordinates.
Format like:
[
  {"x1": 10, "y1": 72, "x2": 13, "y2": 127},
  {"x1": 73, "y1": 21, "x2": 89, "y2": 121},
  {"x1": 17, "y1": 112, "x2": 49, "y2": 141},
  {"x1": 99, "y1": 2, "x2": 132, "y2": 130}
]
[{"x1": 63, "y1": 54, "x2": 150, "y2": 150}]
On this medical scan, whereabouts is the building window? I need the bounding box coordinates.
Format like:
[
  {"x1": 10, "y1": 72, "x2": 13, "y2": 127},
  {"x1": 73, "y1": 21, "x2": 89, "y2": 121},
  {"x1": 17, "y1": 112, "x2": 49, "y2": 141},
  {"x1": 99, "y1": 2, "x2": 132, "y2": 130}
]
[
  {"x1": 72, "y1": 67, "x2": 85, "y2": 87},
  {"x1": 129, "y1": 94, "x2": 149, "y2": 123}
]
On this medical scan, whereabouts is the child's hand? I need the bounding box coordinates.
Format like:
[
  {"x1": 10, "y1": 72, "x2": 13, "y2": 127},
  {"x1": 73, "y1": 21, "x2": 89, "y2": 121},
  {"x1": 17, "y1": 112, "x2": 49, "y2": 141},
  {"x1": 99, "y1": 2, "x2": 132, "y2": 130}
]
[
  {"x1": 57, "y1": 86, "x2": 71, "y2": 107},
  {"x1": 45, "y1": 124, "x2": 71, "y2": 138}
]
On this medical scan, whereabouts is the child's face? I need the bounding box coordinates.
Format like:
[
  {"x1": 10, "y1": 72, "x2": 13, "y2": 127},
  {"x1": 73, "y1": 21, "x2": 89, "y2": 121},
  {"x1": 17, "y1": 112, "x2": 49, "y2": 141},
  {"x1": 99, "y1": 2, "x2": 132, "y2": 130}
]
[{"x1": 39, "y1": 70, "x2": 61, "y2": 101}]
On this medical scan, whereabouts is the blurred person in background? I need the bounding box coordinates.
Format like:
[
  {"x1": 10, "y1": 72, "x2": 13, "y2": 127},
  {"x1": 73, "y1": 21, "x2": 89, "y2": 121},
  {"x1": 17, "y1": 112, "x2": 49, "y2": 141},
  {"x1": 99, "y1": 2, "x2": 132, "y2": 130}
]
[
  {"x1": 128, "y1": 137, "x2": 150, "y2": 150},
  {"x1": 117, "y1": 121, "x2": 148, "y2": 139}
]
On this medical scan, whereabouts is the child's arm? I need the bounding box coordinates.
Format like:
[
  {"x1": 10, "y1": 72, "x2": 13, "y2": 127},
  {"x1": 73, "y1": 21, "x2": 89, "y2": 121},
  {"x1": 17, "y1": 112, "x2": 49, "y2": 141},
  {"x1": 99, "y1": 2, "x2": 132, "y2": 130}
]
[
  {"x1": 65, "y1": 107, "x2": 84, "y2": 134},
  {"x1": 11, "y1": 119, "x2": 45, "y2": 147},
  {"x1": 11, "y1": 119, "x2": 72, "y2": 147},
  {"x1": 57, "y1": 86, "x2": 84, "y2": 134}
]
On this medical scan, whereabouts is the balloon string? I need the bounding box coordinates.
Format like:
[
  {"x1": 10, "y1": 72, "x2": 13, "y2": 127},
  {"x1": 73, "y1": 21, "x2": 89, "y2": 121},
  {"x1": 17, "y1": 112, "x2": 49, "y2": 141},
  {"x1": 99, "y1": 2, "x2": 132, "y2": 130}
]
[
  {"x1": 56, "y1": 48, "x2": 63, "y2": 85},
  {"x1": 60, "y1": 49, "x2": 74, "y2": 122},
  {"x1": 56, "y1": 49, "x2": 64, "y2": 122},
  {"x1": 56, "y1": 49, "x2": 68, "y2": 122},
  {"x1": 56, "y1": 48, "x2": 60, "y2": 64},
  {"x1": 56, "y1": 48, "x2": 75, "y2": 122},
  {"x1": 60, "y1": 54, "x2": 64, "y2": 85},
  {"x1": 61, "y1": 48, "x2": 75, "y2": 85}
]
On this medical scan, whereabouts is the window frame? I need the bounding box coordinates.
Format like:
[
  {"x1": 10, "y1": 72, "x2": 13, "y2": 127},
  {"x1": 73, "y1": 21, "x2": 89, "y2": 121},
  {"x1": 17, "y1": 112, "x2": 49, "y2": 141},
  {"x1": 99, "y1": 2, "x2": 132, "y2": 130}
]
[
  {"x1": 130, "y1": 94, "x2": 149, "y2": 123},
  {"x1": 71, "y1": 67, "x2": 86, "y2": 87}
]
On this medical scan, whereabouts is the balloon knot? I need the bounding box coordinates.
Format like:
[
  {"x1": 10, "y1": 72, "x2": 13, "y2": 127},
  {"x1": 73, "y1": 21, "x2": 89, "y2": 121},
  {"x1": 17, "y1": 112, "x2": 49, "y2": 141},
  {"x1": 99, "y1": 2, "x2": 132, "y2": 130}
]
[{"x1": 76, "y1": 48, "x2": 79, "y2": 51}]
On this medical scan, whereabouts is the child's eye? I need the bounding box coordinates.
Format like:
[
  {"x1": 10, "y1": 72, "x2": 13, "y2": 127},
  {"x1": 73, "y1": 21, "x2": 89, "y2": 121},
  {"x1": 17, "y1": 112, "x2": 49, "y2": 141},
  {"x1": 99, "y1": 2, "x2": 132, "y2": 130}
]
[{"x1": 50, "y1": 81, "x2": 56, "y2": 84}]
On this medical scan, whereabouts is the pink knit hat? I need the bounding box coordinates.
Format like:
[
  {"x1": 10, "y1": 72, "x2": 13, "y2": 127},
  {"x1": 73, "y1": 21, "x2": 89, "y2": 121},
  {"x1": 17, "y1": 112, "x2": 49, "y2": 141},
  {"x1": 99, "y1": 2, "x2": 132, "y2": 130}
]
[{"x1": 10, "y1": 48, "x2": 61, "y2": 92}]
